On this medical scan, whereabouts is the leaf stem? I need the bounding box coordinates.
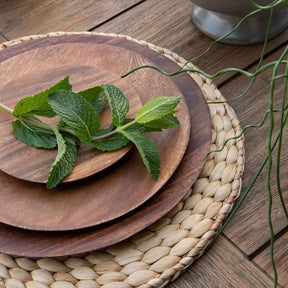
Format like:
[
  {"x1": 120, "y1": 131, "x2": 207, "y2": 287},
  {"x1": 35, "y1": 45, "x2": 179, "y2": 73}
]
[
  {"x1": 118, "y1": 118, "x2": 138, "y2": 131},
  {"x1": 91, "y1": 118, "x2": 138, "y2": 141},
  {"x1": 248, "y1": 0, "x2": 286, "y2": 10},
  {"x1": 91, "y1": 129, "x2": 118, "y2": 140},
  {"x1": 0, "y1": 102, "x2": 14, "y2": 115},
  {"x1": 19, "y1": 115, "x2": 54, "y2": 131},
  {"x1": 267, "y1": 43, "x2": 288, "y2": 287},
  {"x1": 276, "y1": 55, "x2": 288, "y2": 219},
  {"x1": 122, "y1": 60, "x2": 288, "y2": 80}
]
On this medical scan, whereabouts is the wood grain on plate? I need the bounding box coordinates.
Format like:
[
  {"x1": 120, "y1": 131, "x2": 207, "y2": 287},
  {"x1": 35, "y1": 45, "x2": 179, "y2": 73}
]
[
  {"x1": 0, "y1": 34, "x2": 211, "y2": 257},
  {"x1": 0, "y1": 34, "x2": 191, "y2": 231}
]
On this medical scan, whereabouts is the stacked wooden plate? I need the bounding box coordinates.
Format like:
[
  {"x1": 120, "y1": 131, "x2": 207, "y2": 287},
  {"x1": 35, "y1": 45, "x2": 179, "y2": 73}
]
[{"x1": 0, "y1": 34, "x2": 211, "y2": 257}]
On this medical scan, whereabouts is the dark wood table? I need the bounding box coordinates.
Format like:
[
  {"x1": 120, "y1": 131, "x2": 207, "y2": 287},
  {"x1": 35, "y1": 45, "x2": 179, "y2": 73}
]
[{"x1": 0, "y1": 1, "x2": 287, "y2": 287}]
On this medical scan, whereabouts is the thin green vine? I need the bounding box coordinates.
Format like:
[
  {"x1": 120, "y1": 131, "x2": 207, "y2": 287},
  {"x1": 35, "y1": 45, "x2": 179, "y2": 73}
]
[
  {"x1": 276, "y1": 54, "x2": 288, "y2": 219},
  {"x1": 122, "y1": 1, "x2": 288, "y2": 286}
]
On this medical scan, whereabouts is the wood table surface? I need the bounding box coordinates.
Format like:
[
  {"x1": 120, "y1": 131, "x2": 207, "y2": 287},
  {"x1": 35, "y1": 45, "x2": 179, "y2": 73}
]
[{"x1": 0, "y1": 1, "x2": 287, "y2": 287}]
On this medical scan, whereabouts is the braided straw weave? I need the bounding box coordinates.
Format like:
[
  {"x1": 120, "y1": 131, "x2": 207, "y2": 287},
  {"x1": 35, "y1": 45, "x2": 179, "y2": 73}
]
[{"x1": 0, "y1": 32, "x2": 244, "y2": 288}]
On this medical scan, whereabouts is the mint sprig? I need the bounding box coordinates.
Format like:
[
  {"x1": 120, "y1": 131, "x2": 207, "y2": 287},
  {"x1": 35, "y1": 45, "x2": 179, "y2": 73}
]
[{"x1": 1, "y1": 77, "x2": 181, "y2": 188}]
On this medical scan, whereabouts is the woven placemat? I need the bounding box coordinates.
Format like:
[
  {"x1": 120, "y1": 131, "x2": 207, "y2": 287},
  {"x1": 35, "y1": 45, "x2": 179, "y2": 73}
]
[{"x1": 0, "y1": 32, "x2": 244, "y2": 288}]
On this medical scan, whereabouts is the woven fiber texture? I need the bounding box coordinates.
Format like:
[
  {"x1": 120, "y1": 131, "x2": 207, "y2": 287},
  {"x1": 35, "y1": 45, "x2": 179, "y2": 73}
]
[{"x1": 0, "y1": 32, "x2": 244, "y2": 288}]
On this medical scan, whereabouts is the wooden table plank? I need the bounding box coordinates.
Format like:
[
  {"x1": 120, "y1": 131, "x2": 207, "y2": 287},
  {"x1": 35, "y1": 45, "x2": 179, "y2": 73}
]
[
  {"x1": 220, "y1": 46, "x2": 288, "y2": 256},
  {"x1": 170, "y1": 235, "x2": 277, "y2": 288},
  {"x1": 93, "y1": 0, "x2": 288, "y2": 85},
  {"x1": 253, "y1": 230, "x2": 288, "y2": 288},
  {"x1": 0, "y1": 0, "x2": 143, "y2": 41}
]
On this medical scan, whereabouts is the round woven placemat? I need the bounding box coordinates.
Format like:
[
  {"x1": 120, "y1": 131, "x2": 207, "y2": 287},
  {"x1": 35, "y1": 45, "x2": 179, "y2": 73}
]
[{"x1": 0, "y1": 32, "x2": 244, "y2": 288}]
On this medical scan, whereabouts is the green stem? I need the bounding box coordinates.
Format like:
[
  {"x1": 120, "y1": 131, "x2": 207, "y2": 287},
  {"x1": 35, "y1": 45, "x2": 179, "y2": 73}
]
[
  {"x1": 276, "y1": 53, "x2": 288, "y2": 219},
  {"x1": 58, "y1": 126, "x2": 77, "y2": 138},
  {"x1": 91, "y1": 129, "x2": 118, "y2": 141},
  {"x1": 267, "y1": 68, "x2": 277, "y2": 288},
  {"x1": 122, "y1": 60, "x2": 288, "y2": 80},
  {"x1": 248, "y1": 0, "x2": 286, "y2": 10},
  {"x1": 19, "y1": 115, "x2": 54, "y2": 131},
  {"x1": 267, "y1": 43, "x2": 288, "y2": 287},
  {"x1": 205, "y1": 108, "x2": 281, "y2": 159},
  {"x1": 180, "y1": 7, "x2": 263, "y2": 65},
  {"x1": 0, "y1": 102, "x2": 56, "y2": 132},
  {"x1": 91, "y1": 118, "x2": 138, "y2": 141},
  {"x1": 117, "y1": 118, "x2": 137, "y2": 131},
  {"x1": 176, "y1": 0, "x2": 285, "y2": 69},
  {"x1": 0, "y1": 102, "x2": 14, "y2": 115},
  {"x1": 207, "y1": 4, "x2": 272, "y2": 105}
]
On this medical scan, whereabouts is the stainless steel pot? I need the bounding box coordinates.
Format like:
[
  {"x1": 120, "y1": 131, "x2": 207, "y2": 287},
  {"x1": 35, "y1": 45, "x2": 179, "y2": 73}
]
[{"x1": 190, "y1": 0, "x2": 288, "y2": 45}]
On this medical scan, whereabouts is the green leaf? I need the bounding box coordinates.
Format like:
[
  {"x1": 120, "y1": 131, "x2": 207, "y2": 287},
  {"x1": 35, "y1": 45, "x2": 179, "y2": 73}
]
[
  {"x1": 13, "y1": 76, "x2": 72, "y2": 117},
  {"x1": 121, "y1": 131, "x2": 160, "y2": 180},
  {"x1": 122, "y1": 119, "x2": 162, "y2": 132},
  {"x1": 144, "y1": 114, "x2": 180, "y2": 129},
  {"x1": 12, "y1": 119, "x2": 57, "y2": 149},
  {"x1": 136, "y1": 96, "x2": 181, "y2": 124},
  {"x1": 78, "y1": 86, "x2": 107, "y2": 114},
  {"x1": 46, "y1": 128, "x2": 77, "y2": 189},
  {"x1": 119, "y1": 118, "x2": 147, "y2": 133},
  {"x1": 103, "y1": 84, "x2": 129, "y2": 126},
  {"x1": 126, "y1": 122, "x2": 161, "y2": 133},
  {"x1": 48, "y1": 90, "x2": 100, "y2": 143}
]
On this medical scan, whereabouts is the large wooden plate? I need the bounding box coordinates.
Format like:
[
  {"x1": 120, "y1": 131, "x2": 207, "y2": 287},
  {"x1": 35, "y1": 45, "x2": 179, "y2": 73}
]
[
  {"x1": 0, "y1": 35, "x2": 191, "y2": 231},
  {"x1": 0, "y1": 34, "x2": 211, "y2": 257}
]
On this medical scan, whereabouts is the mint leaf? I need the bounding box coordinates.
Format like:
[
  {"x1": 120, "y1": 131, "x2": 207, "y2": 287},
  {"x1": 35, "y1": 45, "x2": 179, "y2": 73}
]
[
  {"x1": 136, "y1": 96, "x2": 181, "y2": 124},
  {"x1": 46, "y1": 128, "x2": 77, "y2": 189},
  {"x1": 121, "y1": 131, "x2": 160, "y2": 180},
  {"x1": 12, "y1": 119, "x2": 57, "y2": 149},
  {"x1": 78, "y1": 86, "x2": 107, "y2": 114},
  {"x1": 48, "y1": 90, "x2": 100, "y2": 143},
  {"x1": 103, "y1": 84, "x2": 129, "y2": 126},
  {"x1": 124, "y1": 121, "x2": 162, "y2": 133},
  {"x1": 144, "y1": 114, "x2": 180, "y2": 129},
  {"x1": 13, "y1": 76, "x2": 71, "y2": 118}
]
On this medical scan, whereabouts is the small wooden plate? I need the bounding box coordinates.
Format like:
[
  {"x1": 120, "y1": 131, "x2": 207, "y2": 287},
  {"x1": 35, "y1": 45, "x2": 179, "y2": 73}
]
[
  {"x1": 0, "y1": 34, "x2": 191, "y2": 231},
  {"x1": 0, "y1": 71, "x2": 142, "y2": 183}
]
